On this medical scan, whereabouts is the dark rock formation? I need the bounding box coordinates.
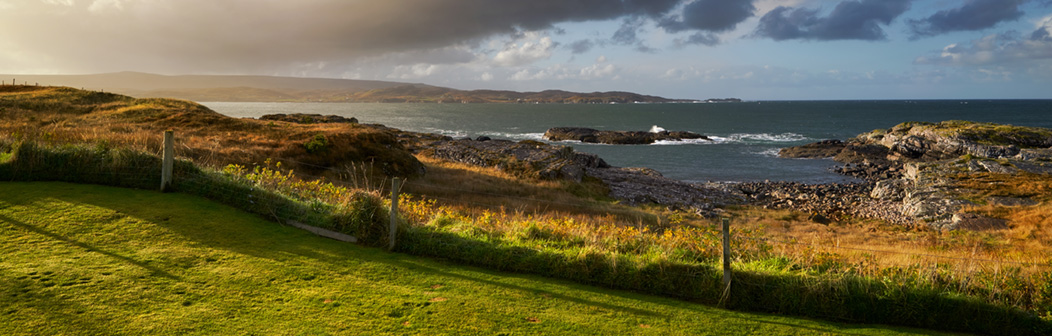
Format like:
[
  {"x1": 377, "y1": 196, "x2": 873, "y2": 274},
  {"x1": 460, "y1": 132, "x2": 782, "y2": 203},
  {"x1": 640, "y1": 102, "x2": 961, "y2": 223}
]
[
  {"x1": 544, "y1": 127, "x2": 711, "y2": 145},
  {"x1": 260, "y1": 113, "x2": 358, "y2": 124}
]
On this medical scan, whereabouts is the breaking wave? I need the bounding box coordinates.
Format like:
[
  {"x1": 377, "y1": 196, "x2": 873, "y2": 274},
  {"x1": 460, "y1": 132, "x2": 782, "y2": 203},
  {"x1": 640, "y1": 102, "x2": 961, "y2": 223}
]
[{"x1": 723, "y1": 133, "x2": 809, "y2": 143}]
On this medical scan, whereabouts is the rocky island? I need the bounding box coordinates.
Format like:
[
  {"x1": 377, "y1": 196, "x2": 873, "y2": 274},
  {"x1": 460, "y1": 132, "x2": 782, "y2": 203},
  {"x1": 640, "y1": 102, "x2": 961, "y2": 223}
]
[{"x1": 543, "y1": 126, "x2": 711, "y2": 145}]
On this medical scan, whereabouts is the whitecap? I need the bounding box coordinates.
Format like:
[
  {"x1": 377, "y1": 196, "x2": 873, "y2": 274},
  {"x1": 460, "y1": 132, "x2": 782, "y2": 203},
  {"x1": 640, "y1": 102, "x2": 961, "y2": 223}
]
[
  {"x1": 725, "y1": 133, "x2": 808, "y2": 143},
  {"x1": 753, "y1": 148, "x2": 782, "y2": 157},
  {"x1": 652, "y1": 138, "x2": 718, "y2": 146}
]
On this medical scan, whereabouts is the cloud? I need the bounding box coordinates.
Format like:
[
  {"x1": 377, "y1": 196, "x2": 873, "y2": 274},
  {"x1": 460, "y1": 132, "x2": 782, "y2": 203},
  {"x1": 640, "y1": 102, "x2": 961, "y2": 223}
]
[
  {"x1": 659, "y1": 0, "x2": 757, "y2": 33},
  {"x1": 908, "y1": 0, "x2": 1027, "y2": 38},
  {"x1": 915, "y1": 19, "x2": 1052, "y2": 67},
  {"x1": 753, "y1": 0, "x2": 912, "y2": 41},
  {"x1": 674, "y1": 33, "x2": 721, "y2": 47},
  {"x1": 567, "y1": 39, "x2": 596, "y2": 54},
  {"x1": 493, "y1": 34, "x2": 556, "y2": 67}
]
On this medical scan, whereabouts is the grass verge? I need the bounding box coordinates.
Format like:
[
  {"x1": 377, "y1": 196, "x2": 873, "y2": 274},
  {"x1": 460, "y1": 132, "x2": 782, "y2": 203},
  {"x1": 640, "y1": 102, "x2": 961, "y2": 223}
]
[{"x1": 0, "y1": 181, "x2": 943, "y2": 335}]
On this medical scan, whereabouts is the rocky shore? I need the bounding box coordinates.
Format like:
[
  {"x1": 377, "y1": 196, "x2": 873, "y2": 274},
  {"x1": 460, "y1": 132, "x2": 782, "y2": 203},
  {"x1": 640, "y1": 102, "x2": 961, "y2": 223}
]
[
  {"x1": 319, "y1": 115, "x2": 1052, "y2": 230},
  {"x1": 771, "y1": 121, "x2": 1052, "y2": 229}
]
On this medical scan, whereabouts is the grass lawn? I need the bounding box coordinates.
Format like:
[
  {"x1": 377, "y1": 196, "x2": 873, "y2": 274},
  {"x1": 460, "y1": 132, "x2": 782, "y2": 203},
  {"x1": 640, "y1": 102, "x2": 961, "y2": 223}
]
[{"x1": 0, "y1": 182, "x2": 952, "y2": 335}]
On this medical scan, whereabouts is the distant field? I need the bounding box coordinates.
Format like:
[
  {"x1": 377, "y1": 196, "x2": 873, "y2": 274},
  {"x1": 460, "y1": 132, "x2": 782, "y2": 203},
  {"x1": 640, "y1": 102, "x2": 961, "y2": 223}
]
[{"x1": 0, "y1": 182, "x2": 943, "y2": 335}]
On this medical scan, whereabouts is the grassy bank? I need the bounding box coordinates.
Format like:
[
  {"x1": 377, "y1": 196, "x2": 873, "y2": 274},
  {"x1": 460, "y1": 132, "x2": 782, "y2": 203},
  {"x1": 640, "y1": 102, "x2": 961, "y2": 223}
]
[
  {"x1": 0, "y1": 182, "x2": 941, "y2": 335},
  {"x1": 2, "y1": 140, "x2": 1050, "y2": 335}
]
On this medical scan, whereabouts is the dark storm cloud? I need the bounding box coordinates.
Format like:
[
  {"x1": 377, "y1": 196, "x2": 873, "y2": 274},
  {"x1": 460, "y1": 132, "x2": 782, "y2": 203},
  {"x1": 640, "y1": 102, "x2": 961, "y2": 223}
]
[
  {"x1": 659, "y1": 0, "x2": 757, "y2": 33},
  {"x1": 0, "y1": 0, "x2": 689, "y2": 73},
  {"x1": 754, "y1": 0, "x2": 912, "y2": 41},
  {"x1": 908, "y1": 0, "x2": 1028, "y2": 38}
]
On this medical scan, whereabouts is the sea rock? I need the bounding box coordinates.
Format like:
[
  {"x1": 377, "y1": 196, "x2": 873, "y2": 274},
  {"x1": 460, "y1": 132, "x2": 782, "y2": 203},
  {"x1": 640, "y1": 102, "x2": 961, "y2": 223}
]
[
  {"x1": 260, "y1": 113, "x2": 358, "y2": 124},
  {"x1": 543, "y1": 127, "x2": 711, "y2": 145},
  {"x1": 777, "y1": 139, "x2": 845, "y2": 158}
]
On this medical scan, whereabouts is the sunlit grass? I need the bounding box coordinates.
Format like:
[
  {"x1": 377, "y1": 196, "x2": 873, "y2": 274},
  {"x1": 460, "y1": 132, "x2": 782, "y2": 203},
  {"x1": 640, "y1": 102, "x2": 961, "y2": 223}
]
[{"x1": 0, "y1": 182, "x2": 943, "y2": 335}]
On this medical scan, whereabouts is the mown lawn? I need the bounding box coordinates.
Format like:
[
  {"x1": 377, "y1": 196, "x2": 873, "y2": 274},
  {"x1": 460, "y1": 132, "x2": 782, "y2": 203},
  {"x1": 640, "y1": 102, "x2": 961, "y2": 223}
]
[{"x1": 0, "y1": 182, "x2": 951, "y2": 335}]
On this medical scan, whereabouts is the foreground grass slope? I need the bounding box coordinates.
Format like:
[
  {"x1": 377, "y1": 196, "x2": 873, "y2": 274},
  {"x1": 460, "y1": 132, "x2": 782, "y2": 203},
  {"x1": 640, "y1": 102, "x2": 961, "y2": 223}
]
[{"x1": 0, "y1": 182, "x2": 940, "y2": 335}]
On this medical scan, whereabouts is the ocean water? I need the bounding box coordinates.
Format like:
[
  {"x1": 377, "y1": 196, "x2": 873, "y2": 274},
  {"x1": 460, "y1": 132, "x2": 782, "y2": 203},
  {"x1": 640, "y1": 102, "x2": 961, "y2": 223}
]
[{"x1": 204, "y1": 100, "x2": 1052, "y2": 184}]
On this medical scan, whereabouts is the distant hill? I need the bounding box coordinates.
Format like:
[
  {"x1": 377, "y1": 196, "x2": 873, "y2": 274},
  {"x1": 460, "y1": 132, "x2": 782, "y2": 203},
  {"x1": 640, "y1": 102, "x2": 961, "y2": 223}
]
[{"x1": 0, "y1": 72, "x2": 692, "y2": 103}]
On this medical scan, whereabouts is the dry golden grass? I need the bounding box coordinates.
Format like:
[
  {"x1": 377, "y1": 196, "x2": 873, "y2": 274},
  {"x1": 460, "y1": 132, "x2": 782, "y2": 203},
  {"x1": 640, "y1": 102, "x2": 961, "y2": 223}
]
[
  {"x1": 404, "y1": 155, "x2": 667, "y2": 227},
  {"x1": 0, "y1": 86, "x2": 421, "y2": 176}
]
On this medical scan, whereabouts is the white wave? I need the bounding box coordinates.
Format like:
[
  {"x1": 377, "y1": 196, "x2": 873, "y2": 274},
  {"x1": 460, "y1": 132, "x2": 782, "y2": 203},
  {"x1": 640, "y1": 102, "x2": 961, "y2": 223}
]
[
  {"x1": 426, "y1": 128, "x2": 468, "y2": 138},
  {"x1": 652, "y1": 138, "x2": 718, "y2": 146},
  {"x1": 649, "y1": 125, "x2": 666, "y2": 133},
  {"x1": 725, "y1": 133, "x2": 808, "y2": 143},
  {"x1": 479, "y1": 131, "x2": 546, "y2": 141},
  {"x1": 753, "y1": 148, "x2": 782, "y2": 157}
]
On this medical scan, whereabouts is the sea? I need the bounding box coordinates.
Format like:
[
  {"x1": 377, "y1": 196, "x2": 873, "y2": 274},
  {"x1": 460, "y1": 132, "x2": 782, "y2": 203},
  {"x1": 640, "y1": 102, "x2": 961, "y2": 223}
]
[{"x1": 203, "y1": 100, "x2": 1052, "y2": 184}]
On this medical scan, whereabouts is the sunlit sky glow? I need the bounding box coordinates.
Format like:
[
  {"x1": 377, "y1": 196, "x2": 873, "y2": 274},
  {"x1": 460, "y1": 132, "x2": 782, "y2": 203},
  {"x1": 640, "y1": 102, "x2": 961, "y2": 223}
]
[{"x1": 1, "y1": 0, "x2": 1050, "y2": 100}]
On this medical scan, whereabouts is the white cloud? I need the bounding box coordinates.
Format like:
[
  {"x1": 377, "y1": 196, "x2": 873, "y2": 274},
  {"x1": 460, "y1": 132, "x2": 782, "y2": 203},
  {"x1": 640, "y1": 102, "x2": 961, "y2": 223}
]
[
  {"x1": 915, "y1": 29, "x2": 1052, "y2": 67},
  {"x1": 493, "y1": 33, "x2": 555, "y2": 67},
  {"x1": 580, "y1": 63, "x2": 617, "y2": 79}
]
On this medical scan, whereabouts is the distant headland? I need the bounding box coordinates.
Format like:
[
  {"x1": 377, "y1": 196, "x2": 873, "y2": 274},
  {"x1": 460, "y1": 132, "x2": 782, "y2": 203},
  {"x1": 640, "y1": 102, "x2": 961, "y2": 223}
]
[{"x1": 0, "y1": 72, "x2": 708, "y2": 104}]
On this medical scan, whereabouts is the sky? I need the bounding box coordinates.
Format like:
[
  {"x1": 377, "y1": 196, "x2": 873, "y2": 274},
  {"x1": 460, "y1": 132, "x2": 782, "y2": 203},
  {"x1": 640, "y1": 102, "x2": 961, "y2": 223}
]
[{"x1": 1, "y1": 0, "x2": 1050, "y2": 100}]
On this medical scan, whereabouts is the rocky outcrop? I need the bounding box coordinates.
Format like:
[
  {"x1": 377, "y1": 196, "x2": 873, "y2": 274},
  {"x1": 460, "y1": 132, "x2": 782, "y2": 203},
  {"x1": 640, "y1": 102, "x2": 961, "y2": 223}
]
[
  {"x1": 777, "y1": 121, "x2": 1052, "y2": 230},
  {"x1": 425, "y1": 139, "x2": 608, "y2": 182},
  {"x1": 260, "y1": 113, "x2": 358, "y2": 124},
  {"x1": 544, "y1": 127, "x2": 711, "y2": 145}
]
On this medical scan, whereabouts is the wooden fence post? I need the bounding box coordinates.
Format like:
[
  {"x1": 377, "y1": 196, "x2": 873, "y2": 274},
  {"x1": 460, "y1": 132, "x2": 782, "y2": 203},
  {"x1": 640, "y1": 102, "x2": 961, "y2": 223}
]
[
  {"x1": 160, "y1": 131, "x2": 174, "y2": 192},
  {"x1": 719, "y1": 217, "x2": 732, "y2": 306},
  {"x1": 388, "y1": 177, "x2": 401, "y2": 251}
]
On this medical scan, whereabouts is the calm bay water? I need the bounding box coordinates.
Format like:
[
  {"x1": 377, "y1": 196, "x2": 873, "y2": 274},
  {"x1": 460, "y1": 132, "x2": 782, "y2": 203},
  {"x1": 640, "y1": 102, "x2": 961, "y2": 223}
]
[{"x1": 204, "y1": 100, "x2": 1052, "y2": 184}]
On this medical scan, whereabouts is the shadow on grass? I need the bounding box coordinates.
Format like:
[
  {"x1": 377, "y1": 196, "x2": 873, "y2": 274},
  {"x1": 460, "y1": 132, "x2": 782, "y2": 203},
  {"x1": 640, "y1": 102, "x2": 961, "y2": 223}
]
[{"x1": 0, "y1": 213, "x2": 180, "y2": 281}]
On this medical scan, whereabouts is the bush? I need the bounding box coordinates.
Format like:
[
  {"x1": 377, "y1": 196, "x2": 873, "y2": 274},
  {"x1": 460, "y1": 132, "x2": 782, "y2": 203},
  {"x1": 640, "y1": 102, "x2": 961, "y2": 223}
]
[{"x1": 304, "y1": 133, "x2": 329, "y2": 154}]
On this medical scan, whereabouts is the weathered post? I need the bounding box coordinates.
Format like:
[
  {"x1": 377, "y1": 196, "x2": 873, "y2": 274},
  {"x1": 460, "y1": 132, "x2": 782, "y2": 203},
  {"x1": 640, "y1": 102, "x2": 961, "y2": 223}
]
[
  {"x1": 160, "y1": 131, "x2": 174, "y2": 192},
  {"x1": 388, "y1": 177, "x2": 401, "y2": 251},
  {"x1": 719, "y1": 217, "x2": 732, "y2": 306}
]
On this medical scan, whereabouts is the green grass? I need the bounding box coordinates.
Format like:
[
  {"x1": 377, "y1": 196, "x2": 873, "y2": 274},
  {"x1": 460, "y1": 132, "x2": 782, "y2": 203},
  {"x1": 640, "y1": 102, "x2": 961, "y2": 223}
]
[{"x1": 0, "y1": 182, "x2": 945, "y2": 335}]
